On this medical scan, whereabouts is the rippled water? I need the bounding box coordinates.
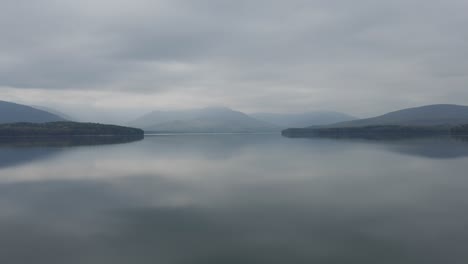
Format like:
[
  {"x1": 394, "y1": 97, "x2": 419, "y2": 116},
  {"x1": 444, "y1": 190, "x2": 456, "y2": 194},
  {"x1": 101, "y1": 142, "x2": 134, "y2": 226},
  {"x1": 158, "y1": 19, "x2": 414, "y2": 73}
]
[{"x1": 1, "y1": 134, "x2": 468, "y2": 263}]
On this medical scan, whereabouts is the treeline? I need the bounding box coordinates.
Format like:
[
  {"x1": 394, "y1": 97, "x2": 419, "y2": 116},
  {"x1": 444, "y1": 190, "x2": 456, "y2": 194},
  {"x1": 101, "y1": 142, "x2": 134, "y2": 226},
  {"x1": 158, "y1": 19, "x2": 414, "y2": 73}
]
[
  {"x1": 451, "y1": 125, "x2": 468, "y2": 136},
  {"x1": 282, "y1": 125, "x2": 452, "y2": 139},
  {"x1": 0, "y1": 122, "x2": 144, "y2": 137}
]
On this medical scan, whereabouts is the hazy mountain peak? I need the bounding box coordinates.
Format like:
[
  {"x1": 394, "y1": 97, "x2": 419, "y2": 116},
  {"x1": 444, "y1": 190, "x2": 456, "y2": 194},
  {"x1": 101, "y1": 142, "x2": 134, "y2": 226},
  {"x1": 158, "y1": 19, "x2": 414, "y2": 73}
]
[
  {"x1": 252, "y1": 111, "x2": 356, "y2": 127},
  {"x1": 129, "y1": 106, "x2": 279, "y2": 133}
]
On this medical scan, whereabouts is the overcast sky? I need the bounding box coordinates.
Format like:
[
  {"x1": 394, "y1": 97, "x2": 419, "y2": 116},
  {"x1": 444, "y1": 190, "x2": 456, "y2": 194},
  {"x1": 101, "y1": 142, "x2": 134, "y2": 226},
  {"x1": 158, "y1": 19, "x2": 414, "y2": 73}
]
[{"x1": 1, "y1": 0, "x2": 467, "y2": 122}]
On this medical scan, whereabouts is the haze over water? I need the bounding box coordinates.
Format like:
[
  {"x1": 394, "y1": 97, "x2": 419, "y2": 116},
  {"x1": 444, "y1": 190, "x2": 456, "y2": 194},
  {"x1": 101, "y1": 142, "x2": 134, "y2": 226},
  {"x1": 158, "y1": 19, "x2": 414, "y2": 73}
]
[{"x1": 1, "y1": 134, "x2": 468, "y2": 263}]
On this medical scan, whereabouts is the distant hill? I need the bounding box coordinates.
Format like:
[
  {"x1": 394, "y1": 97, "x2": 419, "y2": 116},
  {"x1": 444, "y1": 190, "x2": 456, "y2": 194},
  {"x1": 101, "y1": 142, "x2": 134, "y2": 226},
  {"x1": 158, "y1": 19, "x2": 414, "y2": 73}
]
[
  {"x1": 325, "y1": 104, "x2": 468, "y2": 128},
  {"x1": 129, "y1": 107, "x2": 280, "y2": 133},
  {"x1": 251, "y1": 111, "x2": 356, "y2": 127},
  {"x1": 0, "y1": 101, "x2": 65, "y2": 124},
  {"x1": 32, "y1": 105, "x2": 75, "y2": 121},
  {"x1": 282, "y1": 104, "x2": 468, "y2": 138}
]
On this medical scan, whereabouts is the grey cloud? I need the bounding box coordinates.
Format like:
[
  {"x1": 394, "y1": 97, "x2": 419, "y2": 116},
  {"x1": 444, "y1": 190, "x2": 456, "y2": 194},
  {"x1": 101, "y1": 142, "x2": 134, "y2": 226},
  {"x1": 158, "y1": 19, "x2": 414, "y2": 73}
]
[{"x1": 0, "y1": 0, "x2": 467, "y2": 114}]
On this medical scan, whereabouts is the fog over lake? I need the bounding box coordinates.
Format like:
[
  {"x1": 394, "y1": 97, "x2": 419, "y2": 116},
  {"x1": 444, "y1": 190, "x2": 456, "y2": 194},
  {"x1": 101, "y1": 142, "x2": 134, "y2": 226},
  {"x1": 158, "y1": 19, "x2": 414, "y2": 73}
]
[{"x1": 1, "y1": 134, "x2": 468, "y2": 263}]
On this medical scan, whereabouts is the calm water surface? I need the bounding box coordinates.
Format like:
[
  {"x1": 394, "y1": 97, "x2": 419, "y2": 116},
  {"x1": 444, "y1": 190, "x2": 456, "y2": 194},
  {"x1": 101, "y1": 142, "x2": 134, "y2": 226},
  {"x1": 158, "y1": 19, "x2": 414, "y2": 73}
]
[{"x1": 1, "y1": 134, "x2": 468, "y2": 263}]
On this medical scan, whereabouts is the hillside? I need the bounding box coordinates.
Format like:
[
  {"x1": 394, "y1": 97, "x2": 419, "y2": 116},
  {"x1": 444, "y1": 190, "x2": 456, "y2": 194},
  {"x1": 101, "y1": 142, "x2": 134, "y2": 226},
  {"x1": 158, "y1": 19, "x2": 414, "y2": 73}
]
[
  {"x1": 0, "y1": 101, "x2": 65, "y2": 124},
  {"x1": 129, "y1": 107, "x2": 279, "y2": 133},
  {"x1": 282, "y1": 104, "x2": 468, "y2": 138},
  {"x1": 251, "y1": 111, "x2": 356, "y2": 127},
  {"x1": 325, "y1": 104, "x2": 468, "y2": 128}
]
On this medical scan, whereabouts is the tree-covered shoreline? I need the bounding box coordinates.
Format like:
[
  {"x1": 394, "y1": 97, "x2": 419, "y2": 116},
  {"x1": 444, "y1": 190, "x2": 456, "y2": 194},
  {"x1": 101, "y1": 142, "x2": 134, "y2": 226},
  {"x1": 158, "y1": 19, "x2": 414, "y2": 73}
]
[
  {"x1": 0, "y1": 122, "x2": 144, "y2": 137},
  {"x1": 451, "y1": 125, "x2": 468, "y2": 136},
  {"x1": 282, "y1": 125, "x2": 456, "y2": 139}
]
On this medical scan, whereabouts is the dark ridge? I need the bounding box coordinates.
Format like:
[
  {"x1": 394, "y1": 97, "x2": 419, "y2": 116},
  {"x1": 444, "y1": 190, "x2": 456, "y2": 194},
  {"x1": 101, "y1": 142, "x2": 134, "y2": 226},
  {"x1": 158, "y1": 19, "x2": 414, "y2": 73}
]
[
  {"x1": 282, "y1": 104, "x2": 468, "y2": 139},
  {"x1": 322, "y1": 104, "x2": 468, "y2": 128},
  {"x1": 0, "y1": 100, "x2": 65, "y2": 124}
]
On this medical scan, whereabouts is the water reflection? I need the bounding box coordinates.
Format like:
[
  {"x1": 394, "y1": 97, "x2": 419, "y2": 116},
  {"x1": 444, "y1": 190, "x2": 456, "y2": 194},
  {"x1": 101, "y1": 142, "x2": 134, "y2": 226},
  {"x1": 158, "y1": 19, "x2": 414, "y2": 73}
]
[
  {"x1": 0, "y1": 135, "x2": 468, "y2": 263},
  {"x1": 378, "y1": 136, "x2": 468, "y2": 158},
  {"x1": 287, "y1": 136, "x2": 468, "y2": 159},
  {"x1": 0, "y1": 135, "x2": 143, "y2": 169},
  {"x1": 0, "y1": 135, "x2": 143, "y2": 148},
  {"x1": 0, "y1": 147, "x2": 61, "y2": 169}
]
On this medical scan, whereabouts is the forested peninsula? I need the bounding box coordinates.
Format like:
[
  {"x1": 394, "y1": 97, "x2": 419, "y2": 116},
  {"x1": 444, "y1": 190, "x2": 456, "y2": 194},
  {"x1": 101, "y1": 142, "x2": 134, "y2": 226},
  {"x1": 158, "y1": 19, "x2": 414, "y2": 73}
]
[{"x1": 0, "y1": 122, "x2": 144, "y2": 137}]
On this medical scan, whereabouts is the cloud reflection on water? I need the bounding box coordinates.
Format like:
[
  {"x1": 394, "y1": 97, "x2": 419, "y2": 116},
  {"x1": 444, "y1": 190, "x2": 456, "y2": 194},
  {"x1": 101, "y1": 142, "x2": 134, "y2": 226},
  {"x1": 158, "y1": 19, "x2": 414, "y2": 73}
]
[{"x1": 0, "y1": 135, "x2": 468, "y2": 263}]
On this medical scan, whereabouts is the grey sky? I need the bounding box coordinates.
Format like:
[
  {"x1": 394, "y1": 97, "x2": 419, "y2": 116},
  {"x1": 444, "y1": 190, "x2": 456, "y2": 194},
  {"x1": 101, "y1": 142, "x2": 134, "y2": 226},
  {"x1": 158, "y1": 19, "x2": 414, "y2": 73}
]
[{"x1": 1, "y1": 0, "x2": 467, "y2": 121}]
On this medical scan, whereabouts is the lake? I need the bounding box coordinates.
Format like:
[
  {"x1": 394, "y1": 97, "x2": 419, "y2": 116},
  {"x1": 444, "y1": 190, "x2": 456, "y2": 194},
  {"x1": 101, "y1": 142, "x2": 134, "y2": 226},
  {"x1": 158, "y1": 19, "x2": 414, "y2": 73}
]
[{"x1": 1, "y1": 134, "x2": 468, "y2": 263}]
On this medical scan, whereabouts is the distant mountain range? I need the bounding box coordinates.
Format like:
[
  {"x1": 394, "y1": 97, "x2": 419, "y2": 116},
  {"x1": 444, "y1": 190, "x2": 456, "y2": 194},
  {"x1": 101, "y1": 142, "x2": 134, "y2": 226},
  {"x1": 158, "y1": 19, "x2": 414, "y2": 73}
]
[
  {"x1": 129, "y1": 107, "x2": 280, "y2": 133},
  {"x1": 251, "y1": 111, "x2": 356, "y2": 127},
  {"x1": 0, "y1": 101, "x2": 66, "y2": 124},
  {"x1": 283, "y1": 104, "x2": 468, "y2": 138},
  {"x1": 7, "y1": 99, "x2": 468, "y2": 137},
  {"x1": 1, "y1": 100, "x2": 358, "y2": 134}
]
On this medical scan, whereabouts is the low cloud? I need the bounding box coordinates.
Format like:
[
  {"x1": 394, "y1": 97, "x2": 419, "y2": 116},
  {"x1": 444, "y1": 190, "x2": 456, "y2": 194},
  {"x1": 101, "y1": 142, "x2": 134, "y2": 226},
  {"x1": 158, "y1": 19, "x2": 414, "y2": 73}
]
[{"x1": 1, "y1": 0, "x2": 468, "y2": 117}]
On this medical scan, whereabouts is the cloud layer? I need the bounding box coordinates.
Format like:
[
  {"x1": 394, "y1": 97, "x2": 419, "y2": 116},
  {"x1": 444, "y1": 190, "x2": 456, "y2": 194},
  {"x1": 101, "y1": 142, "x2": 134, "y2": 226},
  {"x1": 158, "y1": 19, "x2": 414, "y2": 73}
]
[{"x1": 1, "y1": 0, "x2": 468, "y2": 118}]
